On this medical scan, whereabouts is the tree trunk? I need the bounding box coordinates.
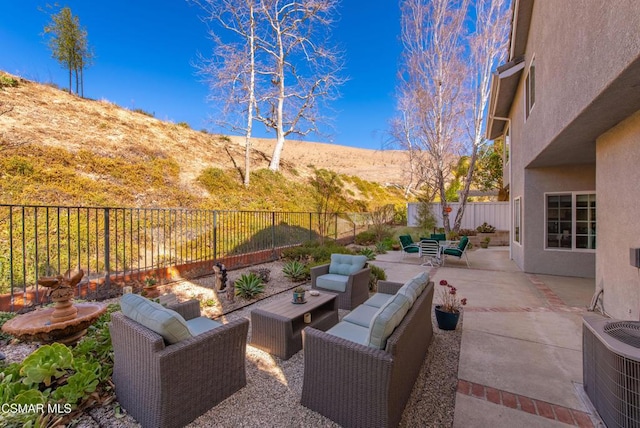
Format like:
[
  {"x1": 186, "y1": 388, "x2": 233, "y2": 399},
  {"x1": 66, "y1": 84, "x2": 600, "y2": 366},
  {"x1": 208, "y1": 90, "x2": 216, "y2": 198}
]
[{"x1": 244, "y1": 4, "x2": 256, "y2": 187}]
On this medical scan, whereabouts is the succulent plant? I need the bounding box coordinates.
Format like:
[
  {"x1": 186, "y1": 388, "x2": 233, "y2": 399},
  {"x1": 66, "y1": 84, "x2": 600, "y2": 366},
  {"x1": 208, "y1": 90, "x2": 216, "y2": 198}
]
[
  {"x1": 234, "y1": 273, "x2": 265, "y2": 299},
  {"x1": 283, "y1": 260, "x2": 308, "y2": 282},
  {"x1": 359, "y1": 247, "x2": 376, "y2": 260}
]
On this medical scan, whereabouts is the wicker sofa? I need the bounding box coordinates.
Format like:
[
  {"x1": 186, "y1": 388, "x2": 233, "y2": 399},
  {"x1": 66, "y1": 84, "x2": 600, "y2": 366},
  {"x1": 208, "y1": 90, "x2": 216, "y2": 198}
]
[
  {"x1": 109, "y1": 296, "x2": 249, "y2": 428},
  {"x1": 301, "y1": 272, "x2": 434, "y2": 428},
  {"x1": 310, "y1": 254, "x2": 371, "y2": 310}
]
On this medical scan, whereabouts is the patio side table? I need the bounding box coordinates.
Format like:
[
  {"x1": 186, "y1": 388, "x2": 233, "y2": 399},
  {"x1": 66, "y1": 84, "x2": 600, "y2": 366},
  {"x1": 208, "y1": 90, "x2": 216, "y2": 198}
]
[{"x1": 250, "y1": 292, "x2": 338, "y2": 359}]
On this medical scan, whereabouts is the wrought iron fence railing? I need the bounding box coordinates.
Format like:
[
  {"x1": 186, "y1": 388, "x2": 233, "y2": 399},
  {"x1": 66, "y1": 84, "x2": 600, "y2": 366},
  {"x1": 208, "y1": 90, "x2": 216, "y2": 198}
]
[{"x1": 0, "y1": 204, "x2": 372, "y2": 310}]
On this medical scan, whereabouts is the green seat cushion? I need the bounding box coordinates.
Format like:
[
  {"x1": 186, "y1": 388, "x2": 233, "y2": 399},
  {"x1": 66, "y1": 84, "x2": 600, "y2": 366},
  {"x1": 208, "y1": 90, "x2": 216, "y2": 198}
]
[
  {"x1": 120, "y1": 294, "x2": 193, "y2": 344},
  {"x1": 316, "y1": 274, "x2": 349, "y2": 292},
  {"x1": 328, "y1": 254, "x2": 368, "y2": 276},
  {"x1": 443, "y1": 248, "x2": 463, "y2": 257},
  {"x1": 186, "y1": 317, "x2": 222, "y2": 336},
  {"x1": 342, "y1": 304, "x2": 379, "y2": 328},
  {"x1": 363, "y1": 292, "x2": 394, "y2": 308},
  {"x1": 326, "y1": 320, "x2": 370, "y2": 345},
  {"x1": 404, "y1": 246, "x2": 419, "y2": 253},
  {"x1": 367, "y1": 293, "x2": 412, "y2": 349}
]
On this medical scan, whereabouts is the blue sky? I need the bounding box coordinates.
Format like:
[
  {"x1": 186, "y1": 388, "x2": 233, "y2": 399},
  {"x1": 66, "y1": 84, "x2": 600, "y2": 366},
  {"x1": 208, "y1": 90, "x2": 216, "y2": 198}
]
[{"x1": 1, "y1": 1, "x2": 402, "y2": 150}]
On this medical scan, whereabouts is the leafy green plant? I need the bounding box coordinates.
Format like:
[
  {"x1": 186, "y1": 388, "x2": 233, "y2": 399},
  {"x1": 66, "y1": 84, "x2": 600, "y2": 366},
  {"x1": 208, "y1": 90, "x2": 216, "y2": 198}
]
[
  {"x1": 375, "y1": 241, "x2": 388, "y2": 254},
  {"x1": 283, "y1": 260, "x2": 309, "y2": 281},
  {"x1": 359, "y1": 247, "x2": 376, "y2": 260},
  {"x1": 0, "y1": 304, "x2": 118, "y2": 428},
  {"x1": 0, "y1": 312, "x2": 17, "y2": 341},
  {"x1": 369, "y1": 264, "x2": 387, "y2": 292},
  {"x1": 0, "y1": 74, "x2": 19, "y2": 88},
  {"x1": 249, "y1": 267, "x2": 271, "y2": 283},
  {"x1": 234, "y1": 273, "x2": 265, "y2": 299},
  {"x1": 476, "y1": 222, "x2": 496, "y2": 233}
]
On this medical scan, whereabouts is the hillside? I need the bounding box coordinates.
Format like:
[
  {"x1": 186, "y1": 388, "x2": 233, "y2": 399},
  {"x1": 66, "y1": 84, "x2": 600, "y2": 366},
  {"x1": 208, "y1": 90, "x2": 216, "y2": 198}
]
[{"x1": 0, "y1": 72, "x2": 410, "y2": 211}]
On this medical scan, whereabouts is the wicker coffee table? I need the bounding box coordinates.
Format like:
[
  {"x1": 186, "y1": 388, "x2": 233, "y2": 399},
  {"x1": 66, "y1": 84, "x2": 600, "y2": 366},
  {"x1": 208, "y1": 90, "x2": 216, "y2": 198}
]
[{"x1": 250, "y1": 291, "x2": 338, "y2": 359}]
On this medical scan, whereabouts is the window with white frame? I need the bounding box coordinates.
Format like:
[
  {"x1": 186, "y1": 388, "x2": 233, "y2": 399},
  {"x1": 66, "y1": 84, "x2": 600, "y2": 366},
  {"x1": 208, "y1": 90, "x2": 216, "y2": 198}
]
[
  {"x1": 545, "y1": 193, "x2": 596, "y2": 250},
  {"x1": 525, "y1": 59, "x2": 535, "y2": 119},
  {"x1": 513, "y1": 197, "x2": 521, "y2": 244}
]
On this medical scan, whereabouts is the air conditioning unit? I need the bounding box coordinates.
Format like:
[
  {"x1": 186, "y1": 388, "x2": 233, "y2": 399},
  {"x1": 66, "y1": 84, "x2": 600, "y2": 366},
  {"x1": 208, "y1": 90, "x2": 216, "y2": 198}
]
[{"x1": 583, "y1": 314, "x2": 640, "y2": 427}]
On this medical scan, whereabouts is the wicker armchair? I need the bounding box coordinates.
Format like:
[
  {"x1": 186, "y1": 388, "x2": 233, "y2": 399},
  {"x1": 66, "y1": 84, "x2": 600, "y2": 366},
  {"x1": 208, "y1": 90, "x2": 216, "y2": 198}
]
[
  {"x1": 109, "y1": 299, "x2": 249, "y2": 428},
  {"x1": 301, "y1": 281, "x2": 434, "y2": 428},
  {"x1": 310, "y1": 263, "x2": 371, "y2": 310}
]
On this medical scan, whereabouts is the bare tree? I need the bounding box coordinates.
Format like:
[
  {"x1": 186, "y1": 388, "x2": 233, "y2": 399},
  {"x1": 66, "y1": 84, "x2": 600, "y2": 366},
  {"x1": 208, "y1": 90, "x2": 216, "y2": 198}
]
[
  {"x1": 255, "y1": 0, "x2": 344, "y2": 171},
  {"x1": 397, "y1": 0, "x2": 469, "y2": 232},
  {"x1": 192, "y1": 0, "x2": 259, "y2": 187},
  {"x1": 452, "y1": 0, "x2": 510, "y2": 232}
]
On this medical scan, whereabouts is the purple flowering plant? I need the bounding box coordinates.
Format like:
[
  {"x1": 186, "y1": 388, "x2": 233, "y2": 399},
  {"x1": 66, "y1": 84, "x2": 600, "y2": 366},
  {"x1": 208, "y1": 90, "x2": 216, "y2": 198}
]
[{"x1": 438, "y1": 279, "x2": 467, "y2": 313}]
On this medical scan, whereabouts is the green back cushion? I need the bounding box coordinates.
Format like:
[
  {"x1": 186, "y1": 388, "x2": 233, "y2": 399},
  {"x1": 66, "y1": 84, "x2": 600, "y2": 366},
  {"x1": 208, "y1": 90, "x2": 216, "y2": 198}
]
[
  {"x1": 399, "y1": 235, "x2": 414, "y2": 247},
  {"x1": 328, "y1": 254, "x2": 368, "y2": 276},
  {"x1": 367, "y1": 293, "x2": 412, "y2": 349},
  {"x1": 459, "y1": 236, "x2": 469, "y2": 250},
  {"x1": 120, "y1": 294, "x2": 193, "y2": 344},
  {"x1": 431, "y1": 233, "x2": 446, "y2": 241},
  {"x1": 398, "y1": 271, "x2": 430, "y2": 304}
]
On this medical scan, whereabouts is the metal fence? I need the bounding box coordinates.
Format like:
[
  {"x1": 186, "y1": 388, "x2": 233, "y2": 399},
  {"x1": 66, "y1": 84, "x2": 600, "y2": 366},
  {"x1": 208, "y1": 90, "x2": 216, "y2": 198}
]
[{"x1": 0, "y1": 204, "x2": 371, "y2": 309}]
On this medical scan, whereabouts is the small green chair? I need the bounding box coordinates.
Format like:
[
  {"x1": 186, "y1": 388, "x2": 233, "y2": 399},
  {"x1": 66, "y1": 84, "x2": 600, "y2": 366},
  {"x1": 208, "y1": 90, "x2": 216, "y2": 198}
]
[
  {"x1": 398, "y1": 235, "x2": 420, "y2": 258},
  {"x1": 442, "y1": 236, "x2": 470, "y2": 267}
]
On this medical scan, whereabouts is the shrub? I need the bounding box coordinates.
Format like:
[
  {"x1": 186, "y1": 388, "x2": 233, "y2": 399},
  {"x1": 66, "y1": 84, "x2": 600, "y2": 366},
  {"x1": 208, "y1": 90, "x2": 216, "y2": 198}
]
[
  {"x1": 281, "y1": 241, "x2": 352, "y2": 264},
  {"x1": 283, "y1": 260, "x2": 309, "y2": 282},
  {"x1": 459, "y1": 228, "x2": 477, "y2": 236},
  {"x1": 476, "y1": 222, "x2": 496, "y2": 233},
  {"x1": 0, "y1": 74, "x2": 18, "y2": 88},
  {"x1": 248, "y1": 267, "x2": 271, "y2": 283},
  {"x1": 0, "y1": 311, "x2": 17, "y2": 341},
  {"x1": 375, "y1": 241, "x2": 387, "y2": 254},
  {"x1": 355, "y1": 230, "x2": 377, "y2": 245},
  {"x1": 369, "y1": 264, "x2": 387, "y2": 292},
  {"x1": 359, "y1": 247, "x2": 376, "y2": 260},
  {"x1": 234, "y1": 273, "x2": 265, "y2": 299}
]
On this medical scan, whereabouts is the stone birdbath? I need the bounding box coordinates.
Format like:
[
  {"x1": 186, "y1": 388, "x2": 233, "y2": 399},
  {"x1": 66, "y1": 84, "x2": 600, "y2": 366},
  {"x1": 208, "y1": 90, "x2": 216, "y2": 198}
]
[{"x1": 1, "y1": 270, "x2": 107, "y2": 345}]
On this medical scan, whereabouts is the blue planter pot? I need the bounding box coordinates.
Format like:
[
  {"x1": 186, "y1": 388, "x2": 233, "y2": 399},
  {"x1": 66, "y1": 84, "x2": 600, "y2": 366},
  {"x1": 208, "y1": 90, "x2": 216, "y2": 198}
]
[{"x1": 435, "y1": 305, "x2": 460, "y2": 330}]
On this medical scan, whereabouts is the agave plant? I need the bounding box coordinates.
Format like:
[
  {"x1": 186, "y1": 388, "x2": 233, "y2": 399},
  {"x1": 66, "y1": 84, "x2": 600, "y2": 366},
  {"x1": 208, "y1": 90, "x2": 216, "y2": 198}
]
[
  {"x1": 283, "y1": 260, "x2": 308, "y2": 282},
  {"x1": 359, "y1": 247, "x2": 376, "y2": 260},
  {"x1": 375, "y1": 242, "x2": 388, "y2": 255},
  {"x1": 234, "y1": 273, "x2": 265, "y2": 299}
]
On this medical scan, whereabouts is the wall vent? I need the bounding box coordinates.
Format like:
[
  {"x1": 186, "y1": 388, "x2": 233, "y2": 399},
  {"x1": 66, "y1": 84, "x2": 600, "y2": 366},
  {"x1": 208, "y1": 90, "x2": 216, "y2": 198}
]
[{"x1": 583, "y1": 314, "x2": 640, "y2": 427}]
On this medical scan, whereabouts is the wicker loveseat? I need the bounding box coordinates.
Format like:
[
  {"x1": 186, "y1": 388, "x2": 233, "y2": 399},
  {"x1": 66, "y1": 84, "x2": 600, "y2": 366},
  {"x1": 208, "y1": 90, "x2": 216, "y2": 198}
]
[
  {"x1": 301, "y1": 272, "x2": 434, "y2": 428},
  {"x1": 109, "y1": 295, "x2": 249, "y2": 428},
  {"x1": 310, "y1": 254, "x2": 370, "y2": 310}
]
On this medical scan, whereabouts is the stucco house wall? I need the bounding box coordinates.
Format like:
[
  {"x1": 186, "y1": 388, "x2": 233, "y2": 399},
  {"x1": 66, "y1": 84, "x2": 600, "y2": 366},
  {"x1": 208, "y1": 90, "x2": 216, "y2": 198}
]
[
  {"x1": 596, "y1": 110, "x2": 640, "y2": 320},
  {"x1": 522, "y1": 165, "x2": 596, "y2": 277},
  {"x1": 496, "y1": 1, "x2": 640, "y2": 283}
]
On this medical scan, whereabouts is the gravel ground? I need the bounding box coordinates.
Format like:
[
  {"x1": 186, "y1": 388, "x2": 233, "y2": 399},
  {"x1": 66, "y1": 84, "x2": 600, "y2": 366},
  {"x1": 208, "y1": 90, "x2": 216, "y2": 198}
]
[{"x1": 1, "y1": 262, "x2": 462, "y2": 427}]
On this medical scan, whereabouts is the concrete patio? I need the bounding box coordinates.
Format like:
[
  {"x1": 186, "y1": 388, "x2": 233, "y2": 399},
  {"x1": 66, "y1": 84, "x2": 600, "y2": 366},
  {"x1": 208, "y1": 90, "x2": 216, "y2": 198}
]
[{"x1": 373, "y1": 246, "x2": 603, "y2": 428}]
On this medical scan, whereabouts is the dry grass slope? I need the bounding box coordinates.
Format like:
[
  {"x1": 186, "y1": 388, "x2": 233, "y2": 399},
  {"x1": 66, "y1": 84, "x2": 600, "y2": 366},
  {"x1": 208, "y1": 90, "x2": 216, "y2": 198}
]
[{"x1": 0, "y1": 72, "x2": 410, "y2": 210}]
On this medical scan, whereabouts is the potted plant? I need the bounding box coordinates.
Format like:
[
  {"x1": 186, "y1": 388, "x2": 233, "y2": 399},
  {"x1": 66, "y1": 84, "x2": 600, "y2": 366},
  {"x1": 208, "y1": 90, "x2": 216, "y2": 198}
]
[
  {"x1": 292, "y1": 286, "x2": 306, "y2": 304},
  {"x1": 434, "y1": 280, "x2": 467, "y2": 330},
  {"x1": 480, "y1": 236, "x2": 491, "y2": 249},
  {"x1": 143, "y1": 275, "x2": 160, "y2": 298}
]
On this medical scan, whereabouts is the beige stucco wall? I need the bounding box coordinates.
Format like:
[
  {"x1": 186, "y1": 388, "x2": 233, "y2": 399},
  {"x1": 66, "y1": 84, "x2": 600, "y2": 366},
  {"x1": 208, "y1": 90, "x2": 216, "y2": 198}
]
[
  {"x1": 505, "y1": 1, "x2": 640, "y2": 278},
  {"x1": 521, "y1": 165, "x2": 596, "y2": 277},
  {"x1": 518, "y1": 1, "x2": 640, "y2": 162},
  {"x1": 596, "y1": 110, "x2": 640, "y2": 320}
]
